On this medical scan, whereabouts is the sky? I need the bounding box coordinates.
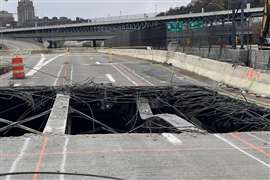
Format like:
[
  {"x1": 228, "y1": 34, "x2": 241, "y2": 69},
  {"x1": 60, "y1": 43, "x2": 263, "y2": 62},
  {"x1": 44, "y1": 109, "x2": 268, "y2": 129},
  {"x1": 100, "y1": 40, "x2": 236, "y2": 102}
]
[{"x1": 1, "y1": 0, "x2": 190, "y2": 20}]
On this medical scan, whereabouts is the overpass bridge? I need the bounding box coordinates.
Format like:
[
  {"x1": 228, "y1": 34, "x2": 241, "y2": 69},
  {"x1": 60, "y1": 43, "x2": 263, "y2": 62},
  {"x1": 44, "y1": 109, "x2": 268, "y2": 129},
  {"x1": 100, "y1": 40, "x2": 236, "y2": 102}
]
[{"x1": 0, "y1": 7, "x2": 264, "y2": 47}]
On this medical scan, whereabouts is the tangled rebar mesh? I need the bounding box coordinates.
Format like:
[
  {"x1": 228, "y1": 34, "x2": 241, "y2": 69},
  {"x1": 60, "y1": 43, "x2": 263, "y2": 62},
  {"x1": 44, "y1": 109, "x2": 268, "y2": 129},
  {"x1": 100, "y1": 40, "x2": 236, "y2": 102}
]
[
  {"x1": 68, "y1": 83, "x2": 270, "y2": 133},
  {"x1": 0, "y1": 86, "x2": 56, "y2": 136},
  {"x1": 0, "y1": 84, "x2": 269, "y2": 136}
]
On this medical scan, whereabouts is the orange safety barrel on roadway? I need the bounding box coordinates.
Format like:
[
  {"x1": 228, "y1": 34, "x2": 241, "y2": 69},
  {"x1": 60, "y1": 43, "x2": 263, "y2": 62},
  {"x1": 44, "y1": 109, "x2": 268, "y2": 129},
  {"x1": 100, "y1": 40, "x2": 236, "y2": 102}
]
[{"x1": 12, "y1": 56, "x2": 25, "y2": 79}]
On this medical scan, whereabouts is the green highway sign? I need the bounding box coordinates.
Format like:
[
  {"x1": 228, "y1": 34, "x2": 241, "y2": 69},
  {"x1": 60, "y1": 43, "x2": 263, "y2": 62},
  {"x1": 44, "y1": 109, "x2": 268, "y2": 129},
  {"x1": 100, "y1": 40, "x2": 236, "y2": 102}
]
[
  {"x1": 189, "y1": 20, "x2": 204, "y2": 30},
  {"x1": 166, "y1": 21, "x2": 183, "y2": 32}
]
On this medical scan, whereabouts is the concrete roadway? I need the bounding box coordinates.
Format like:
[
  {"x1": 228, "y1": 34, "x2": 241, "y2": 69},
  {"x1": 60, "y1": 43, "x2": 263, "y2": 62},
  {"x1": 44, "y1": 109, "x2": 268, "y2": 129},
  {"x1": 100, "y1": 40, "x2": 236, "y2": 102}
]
[
  {"x1": 0, "y1": 44, "x2": 269, "y2": 179},
  {"x1": 0, "y1": 39, "x2": 42, "y2": 50}
]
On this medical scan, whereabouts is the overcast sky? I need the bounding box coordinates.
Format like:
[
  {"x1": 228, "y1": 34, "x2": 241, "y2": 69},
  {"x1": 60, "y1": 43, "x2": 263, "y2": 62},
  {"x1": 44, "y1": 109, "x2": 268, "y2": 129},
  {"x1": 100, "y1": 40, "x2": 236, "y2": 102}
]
[{"x1": 2, "y1": 0, "x2": 190, "y2": 19}]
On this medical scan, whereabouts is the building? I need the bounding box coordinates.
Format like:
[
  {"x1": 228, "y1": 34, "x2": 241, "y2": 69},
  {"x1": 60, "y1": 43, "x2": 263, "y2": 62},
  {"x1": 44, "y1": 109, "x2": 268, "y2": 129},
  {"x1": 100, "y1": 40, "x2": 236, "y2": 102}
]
[
  {"x1": 0, "y1": 11, "x2": 15, "y2": 28},
  {"x1": 190, "y1": 0, "x2": 201, "y2": 5},
  {"x1": 34, "y1": 16, "x2": 72, "y2": 26},
  {"x1": 17, "y1": 0, "x2": 35, "y2": 27},
  {"x1": 34, "y1": 16, "x2": 90, "y2": 27}
]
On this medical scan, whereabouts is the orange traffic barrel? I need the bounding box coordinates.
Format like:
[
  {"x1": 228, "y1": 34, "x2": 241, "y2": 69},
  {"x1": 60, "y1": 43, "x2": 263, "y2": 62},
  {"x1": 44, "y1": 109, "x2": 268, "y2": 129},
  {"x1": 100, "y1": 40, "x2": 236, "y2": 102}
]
[{"x1": 12, "y1": 56, "x2": 25, "y2": 79}]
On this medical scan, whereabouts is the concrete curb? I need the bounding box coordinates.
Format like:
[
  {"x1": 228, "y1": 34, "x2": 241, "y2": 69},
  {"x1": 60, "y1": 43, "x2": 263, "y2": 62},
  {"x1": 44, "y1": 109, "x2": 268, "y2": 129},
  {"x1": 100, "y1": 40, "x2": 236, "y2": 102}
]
[{"x1": 98, "y1": 48, "x2": 270, "y2": 96}]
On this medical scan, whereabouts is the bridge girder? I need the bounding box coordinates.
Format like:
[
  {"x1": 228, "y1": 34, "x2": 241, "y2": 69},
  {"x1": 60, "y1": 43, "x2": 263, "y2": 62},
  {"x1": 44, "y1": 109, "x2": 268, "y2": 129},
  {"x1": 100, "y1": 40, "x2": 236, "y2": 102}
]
[{"x1": 0, "y1": 8, "x2": 263, "y2": 41}]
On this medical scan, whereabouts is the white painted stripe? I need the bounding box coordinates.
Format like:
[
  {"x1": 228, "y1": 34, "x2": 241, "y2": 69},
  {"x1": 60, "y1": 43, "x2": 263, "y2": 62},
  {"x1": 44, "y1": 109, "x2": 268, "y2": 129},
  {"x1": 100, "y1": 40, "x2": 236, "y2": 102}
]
[
  {"x1": 5, "y1": 138, "x2": 31, "y2": 180},
  {"x1": 111, "y1": 64, "x2": 138, "y2": 86},
  {"x1": 60, "y1": 136, "x2": 69, "y2": 180},
  {"x1": 26, "y1": 54, "x2": 64, "y2": 77},
  {"x1": 119, "y1": 64, "x2": 154, "y2": 86},
  {"x1": 14, "y1": 84, "x2": 21, "y2": 87},
  {"x1": 162, "y1": 133, "x2": 183, "y2": 145},
  {"x1": 214, "y1": 134, "x2": 270, "y2": 168},
  {"x1": 26, "y1": 54, "x2": 46, "y2": 77},
  {"x1": 42, "y1": 53, "x2": 65, "y2": 67},
  {"x1": 53, "y1": 64, "x2": 64, "y2": 86},
  {"x1": 246, "y1": 132, "x2": 270, "y2": 144},
  {"x1": 70, "y1": 64, "x2": 74, "y2": 85},
  {"x1": 106, "y1": 74, "x2": 116, "y2": 83}
]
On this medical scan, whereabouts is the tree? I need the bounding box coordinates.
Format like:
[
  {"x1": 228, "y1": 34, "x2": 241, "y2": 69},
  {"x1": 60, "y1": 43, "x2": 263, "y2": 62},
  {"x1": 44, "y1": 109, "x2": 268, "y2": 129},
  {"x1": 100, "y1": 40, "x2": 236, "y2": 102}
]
[{"x1": 157, "y1": 0, "x2": 265, "y2": 16}]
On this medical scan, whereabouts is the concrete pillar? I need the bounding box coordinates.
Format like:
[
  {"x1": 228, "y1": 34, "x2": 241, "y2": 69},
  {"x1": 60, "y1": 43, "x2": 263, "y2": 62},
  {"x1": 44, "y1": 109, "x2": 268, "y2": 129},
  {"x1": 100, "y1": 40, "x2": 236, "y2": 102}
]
[
  {"x1": 48, "y1": 41, "x2": 64, "y2": 48},
  {"x1": 48, "y1": 41, "x2": 54, "y2": 48},
  {"x1": 93, "y1": 40, "x2": 97, "y2": 47}
]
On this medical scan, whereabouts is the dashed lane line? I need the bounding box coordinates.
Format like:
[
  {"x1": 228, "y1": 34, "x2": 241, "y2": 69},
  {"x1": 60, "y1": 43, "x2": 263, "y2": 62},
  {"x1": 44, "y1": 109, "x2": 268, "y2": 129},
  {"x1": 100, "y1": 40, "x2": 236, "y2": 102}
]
[
  {"x1": 14, "y1": 84, "x2": 21, "y2": 87},
  {"x1": 106, "y1": 74, "x2": 116, "y2": 83},
  {"x1": 162, "y1": 133, "x2": 183, "y2": 145}
]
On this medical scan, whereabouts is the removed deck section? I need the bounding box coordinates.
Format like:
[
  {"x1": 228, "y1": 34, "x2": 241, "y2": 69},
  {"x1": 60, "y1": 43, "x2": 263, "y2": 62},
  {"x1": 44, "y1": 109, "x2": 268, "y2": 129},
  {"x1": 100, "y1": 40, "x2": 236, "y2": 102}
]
[{"x1": 43, "y1": 94, "x2": 70, "y2": 134}]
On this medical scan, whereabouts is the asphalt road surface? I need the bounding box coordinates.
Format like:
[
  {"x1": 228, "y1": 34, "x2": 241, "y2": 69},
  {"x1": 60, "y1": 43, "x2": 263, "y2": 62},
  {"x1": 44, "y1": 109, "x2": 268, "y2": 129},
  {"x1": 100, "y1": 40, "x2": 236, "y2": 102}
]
[{"x1": 0, "y1": 41, "x2": 269, "y2": 180}]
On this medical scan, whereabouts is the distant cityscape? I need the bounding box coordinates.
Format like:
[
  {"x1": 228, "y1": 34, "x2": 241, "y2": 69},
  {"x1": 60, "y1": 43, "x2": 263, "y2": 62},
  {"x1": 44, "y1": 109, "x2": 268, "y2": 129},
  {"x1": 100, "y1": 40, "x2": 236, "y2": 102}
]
[
  {"x1": 0, "y1": 0, "x2": 159, "y2": 29},
  {"x1": 0, "y1": 0, "x2": 90, "y2": 28}
]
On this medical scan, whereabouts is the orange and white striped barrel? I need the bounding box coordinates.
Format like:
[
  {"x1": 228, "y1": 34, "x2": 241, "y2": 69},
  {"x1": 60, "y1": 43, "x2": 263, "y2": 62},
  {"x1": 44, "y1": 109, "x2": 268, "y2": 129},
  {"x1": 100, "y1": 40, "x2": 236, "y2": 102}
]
[{"x1": 12, "y1": 56, "x2": 25, "y2": 79}]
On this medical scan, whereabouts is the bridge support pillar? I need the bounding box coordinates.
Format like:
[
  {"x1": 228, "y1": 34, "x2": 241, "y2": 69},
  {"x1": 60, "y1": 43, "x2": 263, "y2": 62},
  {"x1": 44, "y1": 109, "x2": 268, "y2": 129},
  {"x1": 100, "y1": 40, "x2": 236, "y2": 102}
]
[
  {"x1": 48, "y1": 41, "x2": 64, "y2": 48},
  {"x1": 93, "y1": 40, "x2": 97, "y2": 47}
]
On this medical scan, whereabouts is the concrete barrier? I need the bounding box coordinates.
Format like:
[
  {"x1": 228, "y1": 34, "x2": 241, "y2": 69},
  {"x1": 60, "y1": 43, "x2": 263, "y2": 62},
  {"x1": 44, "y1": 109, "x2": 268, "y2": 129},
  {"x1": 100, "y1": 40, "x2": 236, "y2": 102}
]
[{"x1": 98, "y1": 48, "x2": 270, "y2": 96}]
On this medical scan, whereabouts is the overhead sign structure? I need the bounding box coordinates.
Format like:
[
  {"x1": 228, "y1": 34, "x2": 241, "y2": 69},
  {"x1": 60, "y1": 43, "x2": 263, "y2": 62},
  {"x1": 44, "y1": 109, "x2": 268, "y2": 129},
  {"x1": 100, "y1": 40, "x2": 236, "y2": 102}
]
[
  {"x1": 166, "y1": 21, "x2": 184, "y2": 32},
  {"x1": 189, "y1": 20, "x2": 204, "y2": 30}
]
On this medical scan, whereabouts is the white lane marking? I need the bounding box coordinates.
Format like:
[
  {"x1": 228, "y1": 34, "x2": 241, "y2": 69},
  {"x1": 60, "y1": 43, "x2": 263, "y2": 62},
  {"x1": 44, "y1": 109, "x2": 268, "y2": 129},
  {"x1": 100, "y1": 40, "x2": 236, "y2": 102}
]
[
  {"x1": 70, "y1": 64, "x2": 74, "y2": 85},
  {"x1": 5, "y1": 138, "x2": 31, "y2": 180},
  {"x1": 95, "y1": 62, "x2": 100, "y2": 65},
  {"x1": 106, "y1": 74, "x2": 116, "y2": 83},
  {"x1": 14, "y1": 84, "x2": 21, "y2": 87},
  {"x1": 214, "y1": 134, "x2": 270, "y2": 168},
  {"x1": 246, "y1": 133, "x2": 270, "y2": 144},
  {"x1": 54, "y1": 64, "x2": 64, "y2": 86},
  {"x1": 162, "y1": 133, "x2": 183, "y2": 145},
  {"x1": 26, "y1": 54, "x2": 46, "y2": 77},
  {"x1": 118, "y1": 64, "x2": 154, "y2": 86},
  {"x1": 42, "y1": 53, "x2": 65, "y2": 67},
  {"x1": 60, "y1": 136, "x2": 69, "y2": 180},
  {"x1": 26, "y1": 54, "x2": 64, "y2": 77},
  {"x1": 111, "y1": 64, "x2": 138, "y2": 86}
]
